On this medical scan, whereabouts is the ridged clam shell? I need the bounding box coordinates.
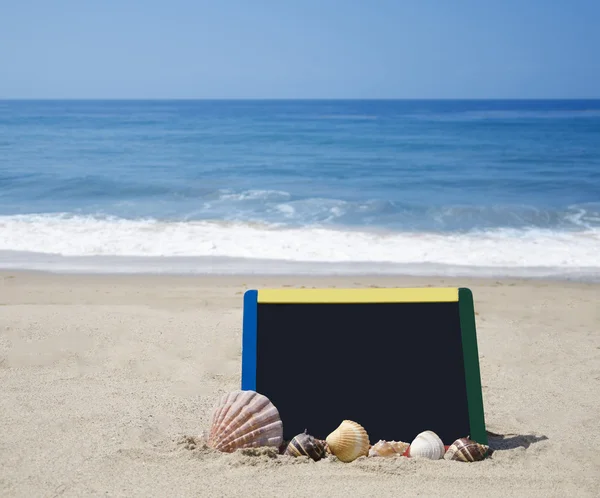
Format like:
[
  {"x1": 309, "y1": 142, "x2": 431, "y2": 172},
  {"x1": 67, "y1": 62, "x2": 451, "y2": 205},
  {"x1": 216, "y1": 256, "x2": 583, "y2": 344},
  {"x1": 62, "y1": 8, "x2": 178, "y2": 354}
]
[
  {"x1": 368, "y1": 440, "x2": 410, "y2": 457},
  {"x1": 326, "y1": 420, "x2": 370, "y2": 462},
  {"x1": 408, "y1": 430, "x2": 445, "y2": 460},
  {"x1": 206, "y1": 390, "x2": 283, "y2": 453},
  {"x1": 285, "y1": 430, "x2": 327, "y2": 461},
  {"x1": 444, "y1": 437, "x2": 489, "y2": 462}
]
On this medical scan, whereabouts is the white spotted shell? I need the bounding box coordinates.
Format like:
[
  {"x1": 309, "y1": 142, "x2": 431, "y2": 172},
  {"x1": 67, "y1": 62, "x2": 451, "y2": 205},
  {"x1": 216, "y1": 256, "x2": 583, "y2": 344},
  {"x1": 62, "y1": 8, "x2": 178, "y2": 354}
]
[
  {"x1": 408, "y1": 430, "x2": 445, "y2": 459},
  {"x1": 326, "y1": 420, "x2": 370, "y2": 462},
  {"x1": 206, "y1": 390, "x2": 283, "y2": 452}
]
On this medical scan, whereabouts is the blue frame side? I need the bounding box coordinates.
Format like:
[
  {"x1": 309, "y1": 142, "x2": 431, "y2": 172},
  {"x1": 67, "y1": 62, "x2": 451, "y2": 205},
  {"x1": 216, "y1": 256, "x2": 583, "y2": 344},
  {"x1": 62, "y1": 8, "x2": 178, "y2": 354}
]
[{"x1": 241, "y1": 290, "x2": 258, "y2": 391}]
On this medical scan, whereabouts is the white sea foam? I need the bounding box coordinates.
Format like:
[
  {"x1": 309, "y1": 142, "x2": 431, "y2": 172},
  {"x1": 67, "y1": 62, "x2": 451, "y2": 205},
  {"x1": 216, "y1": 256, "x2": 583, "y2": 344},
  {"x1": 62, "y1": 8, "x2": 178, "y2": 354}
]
[
  {"x1": 0, "y1": 214, "x2": 598, "y2": 278},
  {"x1": 217, "y1": 189, "x2": 292, "y2": 202}
]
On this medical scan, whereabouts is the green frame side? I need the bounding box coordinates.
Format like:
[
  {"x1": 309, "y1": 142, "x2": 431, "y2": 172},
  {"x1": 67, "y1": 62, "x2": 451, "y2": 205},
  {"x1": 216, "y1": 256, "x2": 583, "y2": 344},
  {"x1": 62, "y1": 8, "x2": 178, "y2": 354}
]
[{"x1": 458, "y1": 287, "x2": 488, "y2": 445}]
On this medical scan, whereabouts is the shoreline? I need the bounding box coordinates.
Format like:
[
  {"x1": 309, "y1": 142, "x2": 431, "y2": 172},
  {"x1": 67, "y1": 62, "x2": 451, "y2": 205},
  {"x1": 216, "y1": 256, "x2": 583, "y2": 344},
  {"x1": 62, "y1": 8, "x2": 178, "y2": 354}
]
[
  {"x1": 2, "y1": 268, "x2": 600, "y2": 286},
  {"x1": 1, "y1": 256, "x2": 599, "y2": 284}
]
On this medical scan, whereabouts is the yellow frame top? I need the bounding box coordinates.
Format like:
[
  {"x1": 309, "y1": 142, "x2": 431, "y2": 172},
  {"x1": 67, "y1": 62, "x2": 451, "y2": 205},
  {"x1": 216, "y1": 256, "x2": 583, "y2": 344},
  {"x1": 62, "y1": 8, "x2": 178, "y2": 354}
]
[{"x1": 257, "y1": 287, "x2": 459, "y2": 304}]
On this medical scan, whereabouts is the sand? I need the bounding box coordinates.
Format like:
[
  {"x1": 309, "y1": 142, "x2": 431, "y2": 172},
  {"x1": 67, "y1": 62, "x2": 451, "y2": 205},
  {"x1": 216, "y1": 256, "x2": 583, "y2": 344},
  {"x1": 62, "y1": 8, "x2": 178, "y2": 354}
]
[{"x1": 1, "y1": 271, "x2": 599, "y2": 497}]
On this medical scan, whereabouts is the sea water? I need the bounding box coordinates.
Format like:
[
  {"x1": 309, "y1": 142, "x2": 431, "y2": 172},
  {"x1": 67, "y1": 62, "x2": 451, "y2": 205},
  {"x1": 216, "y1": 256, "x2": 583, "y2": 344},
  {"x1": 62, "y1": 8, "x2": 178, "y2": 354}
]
[{"x1": 1, "y1": 99, "x2": 598, "y2": 278}]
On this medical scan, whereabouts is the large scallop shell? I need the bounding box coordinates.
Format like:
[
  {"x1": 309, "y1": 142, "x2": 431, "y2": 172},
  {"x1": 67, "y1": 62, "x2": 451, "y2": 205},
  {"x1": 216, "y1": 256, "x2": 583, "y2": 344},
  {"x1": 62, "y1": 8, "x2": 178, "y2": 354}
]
[
  {"x1": 408, "y1": 430, "x2": 445, "y2": 459},
  {"x1": 285, "y1": 430, "x2": 327, "y2": 461},
  {"x1": 206, "y1": 390, "x2": 283, "y2": 453},
  {"x1": 325, "y1": 420, "x2": 370, "y2": 462},
  {"x1": 444, "y1": 437, "x2": 489, "y2": 462},
  {"x1": 368, "y1": 440, "x2": 410, "y2": 457}
]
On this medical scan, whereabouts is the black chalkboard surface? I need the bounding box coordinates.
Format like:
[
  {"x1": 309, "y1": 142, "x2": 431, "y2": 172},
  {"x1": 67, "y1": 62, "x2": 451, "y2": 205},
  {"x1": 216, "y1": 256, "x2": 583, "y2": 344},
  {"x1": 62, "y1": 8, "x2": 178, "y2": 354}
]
[{"x1": 241, "y1": 287, "x2": 487, "y2": 446}]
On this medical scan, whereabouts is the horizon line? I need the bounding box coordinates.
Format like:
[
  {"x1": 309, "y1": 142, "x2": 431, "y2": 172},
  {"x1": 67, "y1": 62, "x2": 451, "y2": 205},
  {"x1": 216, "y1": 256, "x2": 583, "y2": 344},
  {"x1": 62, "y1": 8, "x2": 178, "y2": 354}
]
[{"x1": 1, "y1": 97, "x2": 600, "y2": 101}]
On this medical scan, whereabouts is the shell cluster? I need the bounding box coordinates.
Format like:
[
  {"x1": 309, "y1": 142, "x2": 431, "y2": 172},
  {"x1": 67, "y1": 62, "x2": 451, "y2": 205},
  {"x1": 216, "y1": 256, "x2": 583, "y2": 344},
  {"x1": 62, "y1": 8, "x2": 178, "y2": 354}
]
[
  {"x1": 204, "y1": 390, "x2": 490, "y2": 464},
  {"x1": 405, "y1": 431, "x2": 489, "y2": 462}
]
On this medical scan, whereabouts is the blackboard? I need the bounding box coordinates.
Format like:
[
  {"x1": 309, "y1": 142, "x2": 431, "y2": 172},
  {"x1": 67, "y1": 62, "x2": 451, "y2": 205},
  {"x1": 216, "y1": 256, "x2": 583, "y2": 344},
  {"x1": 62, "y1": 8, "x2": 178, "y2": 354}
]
[{"x1": 241, "y1": 287, "x2": 487, "y2": 446}]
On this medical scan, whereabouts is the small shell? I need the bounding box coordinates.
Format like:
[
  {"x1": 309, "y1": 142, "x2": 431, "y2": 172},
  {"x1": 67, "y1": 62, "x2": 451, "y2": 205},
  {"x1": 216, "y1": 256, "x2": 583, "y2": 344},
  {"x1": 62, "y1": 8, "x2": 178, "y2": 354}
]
[
  {"x1": 326, "y1": 420, "x2": 370, "y2": 462},
  {"x1": 368, "y1": 440, "x2": 410, "y2": 457},
  {"x1": 285, "y1": 430, "x2": 327, "y2": 461},
  {"x1": 408, "y1": 430, "x2": 445, "y2": 460},
  {"x1": 444, "y1": 437, "x2": 489, "y2": 462},
  {"x1": 206, "y1": 390, "x2": 283, "y2": 453}
]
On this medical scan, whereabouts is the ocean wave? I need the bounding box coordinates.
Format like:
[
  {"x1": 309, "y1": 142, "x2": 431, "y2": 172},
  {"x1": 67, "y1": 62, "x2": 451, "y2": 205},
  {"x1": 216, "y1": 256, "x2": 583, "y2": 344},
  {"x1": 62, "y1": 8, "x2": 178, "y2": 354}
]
[
  {"x1": 200, "y1": 199, "x2": 600, "y2": 231},
  {"x1": 412, "y1": 109, "x2": 600, "y2": 122},
  {"x1": 129, "y1": 189, "x2": 600, "y2": 231},
  {"x1": 0, "y1": 214, "x2": 598, "y2": 270},
  {"x1": 1, "y1": 179, "x2": 599, "y2": 232},
  {"x1": 315, "y1": 114, "x2": 379, "y2": 120}
]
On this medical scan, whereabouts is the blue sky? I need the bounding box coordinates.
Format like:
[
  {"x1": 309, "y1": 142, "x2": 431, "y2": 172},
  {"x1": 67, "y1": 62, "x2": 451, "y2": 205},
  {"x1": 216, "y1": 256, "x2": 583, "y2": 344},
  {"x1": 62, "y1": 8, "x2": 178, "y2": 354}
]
[{"x1": 1, "y1": 0, "x2": 599, "y2": 99}]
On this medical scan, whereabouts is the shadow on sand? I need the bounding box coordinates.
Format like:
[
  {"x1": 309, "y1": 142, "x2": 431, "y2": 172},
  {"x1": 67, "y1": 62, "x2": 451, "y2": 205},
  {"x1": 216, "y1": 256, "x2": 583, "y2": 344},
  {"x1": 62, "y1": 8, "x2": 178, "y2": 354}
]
[{"x1": 486, "y1": 430, "x2": 548, "y2": 452}]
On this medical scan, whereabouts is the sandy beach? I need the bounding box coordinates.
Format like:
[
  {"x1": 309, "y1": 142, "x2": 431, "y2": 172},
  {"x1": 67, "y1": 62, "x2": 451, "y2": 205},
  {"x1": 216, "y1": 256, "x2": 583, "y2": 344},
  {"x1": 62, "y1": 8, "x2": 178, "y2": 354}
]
[{"x1": 0, "y1": 271, "x2": 599, "y2": 497}]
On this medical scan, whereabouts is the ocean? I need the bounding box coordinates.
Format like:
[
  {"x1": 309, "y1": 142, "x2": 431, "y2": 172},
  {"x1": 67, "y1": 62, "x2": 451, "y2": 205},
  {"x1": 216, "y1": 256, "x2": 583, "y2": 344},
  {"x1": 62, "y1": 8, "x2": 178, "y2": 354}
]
[{"x1": 1, "y1": 99, "x2": 599, "y2": 279}]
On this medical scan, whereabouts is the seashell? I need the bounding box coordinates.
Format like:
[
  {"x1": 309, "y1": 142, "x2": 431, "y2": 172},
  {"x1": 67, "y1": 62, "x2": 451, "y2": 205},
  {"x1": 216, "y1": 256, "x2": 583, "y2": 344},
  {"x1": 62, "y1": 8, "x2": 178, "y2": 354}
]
[
  {"x1": 408, "y1": 430, "x2": 445, "y2": 460},
  {"x1": 444, "y1": 437, "x2": 489, "y2": 462},
  {"x1": 325, "y1": 420, "x2": 370, "y2": 462},
  {"x1": 285, "y1": 429, "x2": 327, "y2": 461},
  {"x1": 368, "y1": 440, "x2": 410, "y2": 457},
  {"x1": 206, "y1": 390, "x2": 283, "y2": 453}
]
